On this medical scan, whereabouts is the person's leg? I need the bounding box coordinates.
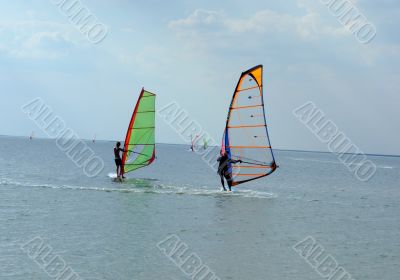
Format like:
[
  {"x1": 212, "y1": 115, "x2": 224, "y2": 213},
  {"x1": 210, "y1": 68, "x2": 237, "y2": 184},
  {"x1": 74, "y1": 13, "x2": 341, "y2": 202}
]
[
  {"x1": 115, "y1": 159, "x2": 121, "y2": 178},
  {"x1": 220, "y1": 174, "x2": 226, "y2": 191},
  {"x1": 116, "y1": 159, "x2": 124, "y2": 178},
  {"x1": 226, "y1": 173, "x2": 233, "y2": 191}
]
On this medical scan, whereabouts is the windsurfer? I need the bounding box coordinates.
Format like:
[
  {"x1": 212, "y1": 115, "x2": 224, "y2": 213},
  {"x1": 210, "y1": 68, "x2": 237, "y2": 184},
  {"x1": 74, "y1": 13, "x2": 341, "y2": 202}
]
[
  {"x1": 114, "y1": 142, "x2": 125, "y2": 179},
  {"x1": 217, "y1": 150, "x2": 242, "y2": 191}
]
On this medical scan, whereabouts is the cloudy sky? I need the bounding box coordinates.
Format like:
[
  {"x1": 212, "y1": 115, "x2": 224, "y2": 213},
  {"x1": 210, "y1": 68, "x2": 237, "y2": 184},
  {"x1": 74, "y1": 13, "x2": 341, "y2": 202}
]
[{"x1": 0, "y1": 0, "x2": 399, "y2": 155}]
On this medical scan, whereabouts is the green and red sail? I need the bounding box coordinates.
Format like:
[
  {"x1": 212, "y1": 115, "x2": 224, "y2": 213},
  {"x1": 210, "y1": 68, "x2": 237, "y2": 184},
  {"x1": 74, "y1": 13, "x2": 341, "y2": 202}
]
[{"x1": 122, "y1": 88, "x2": 156, "y2": 174}]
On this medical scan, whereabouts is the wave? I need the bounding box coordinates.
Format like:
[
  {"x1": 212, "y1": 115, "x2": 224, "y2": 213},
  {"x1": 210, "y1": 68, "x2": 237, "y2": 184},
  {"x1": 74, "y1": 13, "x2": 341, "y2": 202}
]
[
  {"x1": 154, "y1": 185, "x2": 277, "y2": 199},
  {"x1": 0, "y1": 178, "x2": 275, "y2": 199},
  {"x1": 287, "y1": 157, "x2": 394, "y2": 169}
]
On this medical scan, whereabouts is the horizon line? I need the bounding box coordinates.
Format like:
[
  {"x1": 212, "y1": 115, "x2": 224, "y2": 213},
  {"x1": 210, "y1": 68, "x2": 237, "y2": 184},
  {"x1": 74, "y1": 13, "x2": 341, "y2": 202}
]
[{"x1": 1, "y1": 134, "x2": 399, "y2": 158}]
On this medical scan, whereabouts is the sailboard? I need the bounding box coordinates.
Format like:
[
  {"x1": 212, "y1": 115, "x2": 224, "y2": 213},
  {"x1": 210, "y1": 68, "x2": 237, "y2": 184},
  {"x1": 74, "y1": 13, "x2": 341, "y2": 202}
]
[
  {"x1": 222, "y1": 65, "x2": 277, "y2": 186},
  {"x1": 121, "y1": 88, "x2": 156, "y2": 175}
]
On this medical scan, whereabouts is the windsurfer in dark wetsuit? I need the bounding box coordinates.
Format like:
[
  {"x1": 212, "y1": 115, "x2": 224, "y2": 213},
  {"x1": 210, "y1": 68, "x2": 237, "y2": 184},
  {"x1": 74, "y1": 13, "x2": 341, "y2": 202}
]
[
  {"x1": 114, "y1": 142, "x2": 125, "y2": 179},
  {"x1": 217, "y1": 150, "x2": 242, "y2": 191}
]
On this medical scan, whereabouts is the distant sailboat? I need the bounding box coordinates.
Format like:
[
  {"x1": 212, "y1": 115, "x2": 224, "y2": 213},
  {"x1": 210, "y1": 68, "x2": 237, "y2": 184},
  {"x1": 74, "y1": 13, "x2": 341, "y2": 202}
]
[
  {"x1": 29, "y1": 131, "x2": 34, "y2": 140},
  {"x1": 92, "y1": 134, "x2": 96, "y2": 143}
]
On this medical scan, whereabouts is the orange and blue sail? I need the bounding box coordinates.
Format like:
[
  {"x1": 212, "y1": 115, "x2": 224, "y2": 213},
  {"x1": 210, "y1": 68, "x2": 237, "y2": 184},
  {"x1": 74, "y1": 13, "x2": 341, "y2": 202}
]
[{"x1": 222, "y1": 65, "x2": 277, "y2": 186}]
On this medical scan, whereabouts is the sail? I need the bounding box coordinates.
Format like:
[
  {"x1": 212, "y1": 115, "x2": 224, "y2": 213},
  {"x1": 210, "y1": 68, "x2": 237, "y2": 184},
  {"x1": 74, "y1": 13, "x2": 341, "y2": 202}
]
[
  {"x1": 223, "y1": 65, "x2": 277, "y2": 186},
  {"x1": 122, "y1": 88, "x2": 156, "y2": 174},
  {"x1": 203, "y1": 138, "x2": 208, "y2": 149},
  {"x1": 191, "y1": 134, "x2": 200, "y2": 151}
]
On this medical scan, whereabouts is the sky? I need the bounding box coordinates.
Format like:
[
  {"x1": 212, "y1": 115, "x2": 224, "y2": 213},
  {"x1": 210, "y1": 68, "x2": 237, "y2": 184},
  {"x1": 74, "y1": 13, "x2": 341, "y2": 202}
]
[{"x1": 0, "y1": 0, "x2": 399, "y2": 155}]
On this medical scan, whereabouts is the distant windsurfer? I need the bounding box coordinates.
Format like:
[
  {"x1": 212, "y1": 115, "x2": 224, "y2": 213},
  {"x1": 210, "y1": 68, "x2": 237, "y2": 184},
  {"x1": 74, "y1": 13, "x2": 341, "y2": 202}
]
[
  {"x1": 190, "y1": 134, "x2": 199, "y2": 152},
  {"x1": 114, "y1": 142, "x2": 125, "y2": 179},
  {"x1": 203, "y1": 138, "x2": 208, "y2": 150},
  {"x1": 217, "y1": 151, "x2": 242, "y2": 191}
]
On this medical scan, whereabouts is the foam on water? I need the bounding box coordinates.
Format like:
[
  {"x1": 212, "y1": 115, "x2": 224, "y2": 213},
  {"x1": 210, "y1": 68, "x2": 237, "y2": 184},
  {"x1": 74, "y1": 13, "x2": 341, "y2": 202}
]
[{"x1": 0, "y1": 177, "x2": 276, "y2": 199}]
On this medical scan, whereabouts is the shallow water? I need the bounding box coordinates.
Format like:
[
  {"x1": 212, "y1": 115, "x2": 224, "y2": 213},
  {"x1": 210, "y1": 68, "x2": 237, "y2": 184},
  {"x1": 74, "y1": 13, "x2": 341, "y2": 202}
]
[{"x1": 0, "y1": 136, "x2": 399, "y2": 279}]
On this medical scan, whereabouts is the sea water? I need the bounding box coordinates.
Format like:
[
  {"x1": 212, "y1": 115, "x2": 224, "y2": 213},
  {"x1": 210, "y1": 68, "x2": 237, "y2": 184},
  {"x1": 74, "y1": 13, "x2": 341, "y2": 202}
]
[{"x1": 0, "y1": 136, "x2": 399, "y2": 279}]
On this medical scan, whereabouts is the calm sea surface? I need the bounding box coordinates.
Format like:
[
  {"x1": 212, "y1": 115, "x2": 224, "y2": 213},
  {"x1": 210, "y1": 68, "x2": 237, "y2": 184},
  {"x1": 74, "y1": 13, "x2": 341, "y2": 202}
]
[{"x1": 0, "y1": 136, "x2": 399, "y2": 279}]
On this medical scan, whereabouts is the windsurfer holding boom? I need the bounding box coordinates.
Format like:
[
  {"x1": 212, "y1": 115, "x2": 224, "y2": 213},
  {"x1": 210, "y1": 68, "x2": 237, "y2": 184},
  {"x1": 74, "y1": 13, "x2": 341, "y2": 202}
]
[
  {"x1": 217, "y1": 150, "x2": 242, "y2": 191},
  {"x1": 114, "y1": 142, "x2": 126, "y2": 179}
]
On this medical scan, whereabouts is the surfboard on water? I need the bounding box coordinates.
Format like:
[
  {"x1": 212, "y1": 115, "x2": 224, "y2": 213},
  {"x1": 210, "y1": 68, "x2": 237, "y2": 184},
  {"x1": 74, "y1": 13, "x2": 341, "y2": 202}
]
[
  {"x1": 108, "y1": 173, "x2": 124, "y2": 182},
  {"x1": 222, "y1": 65, "x2": 278, "y2": 187},
  {"x1": 108, "y1": 173, "x2": 157, "y2": 186},
  {"x1": 219, "y1": 188, "x2": 236, "y2": 193},
  {"x1": 119, "y1": 88, "x2": 156, "y2": 179}
]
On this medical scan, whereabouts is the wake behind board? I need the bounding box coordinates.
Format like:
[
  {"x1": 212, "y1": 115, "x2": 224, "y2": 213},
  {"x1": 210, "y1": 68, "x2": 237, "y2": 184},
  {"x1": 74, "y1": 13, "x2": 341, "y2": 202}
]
[{"x1": 108, "y1": 173, "x2": 158, "y2": 187}]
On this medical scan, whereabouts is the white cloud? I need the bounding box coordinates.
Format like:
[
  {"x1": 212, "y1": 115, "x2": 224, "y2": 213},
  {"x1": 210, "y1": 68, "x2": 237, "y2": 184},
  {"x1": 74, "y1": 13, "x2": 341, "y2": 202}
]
[
  {"x1": 117, "y1": 45, "x2": 176, "y2": 74},
  {"x1": 169, "y1": 9, "x2": 220, "y2": 29},
  {"x1": 0, "y1": 20, "x2": 85, "y2": 59},
  {"x1": 353, "y1": 42, "x2": 400, "y2": 66},
  {"x1": 169, "y1": 8, "x2": 348, "y2": 40},
  {"x1": 121, "y1": 27, "x2": 135, "y2": 33}
]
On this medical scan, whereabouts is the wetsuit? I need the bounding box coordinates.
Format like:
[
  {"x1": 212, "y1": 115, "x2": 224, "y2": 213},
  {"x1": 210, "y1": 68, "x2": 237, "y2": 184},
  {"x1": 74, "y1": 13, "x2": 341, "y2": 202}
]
[
  {"x1": 114, "y1": 147, "x2": 124, "y2": 166},
  {"x1": 217, "y1": 154, "x2": 241, "y2": 191}
]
